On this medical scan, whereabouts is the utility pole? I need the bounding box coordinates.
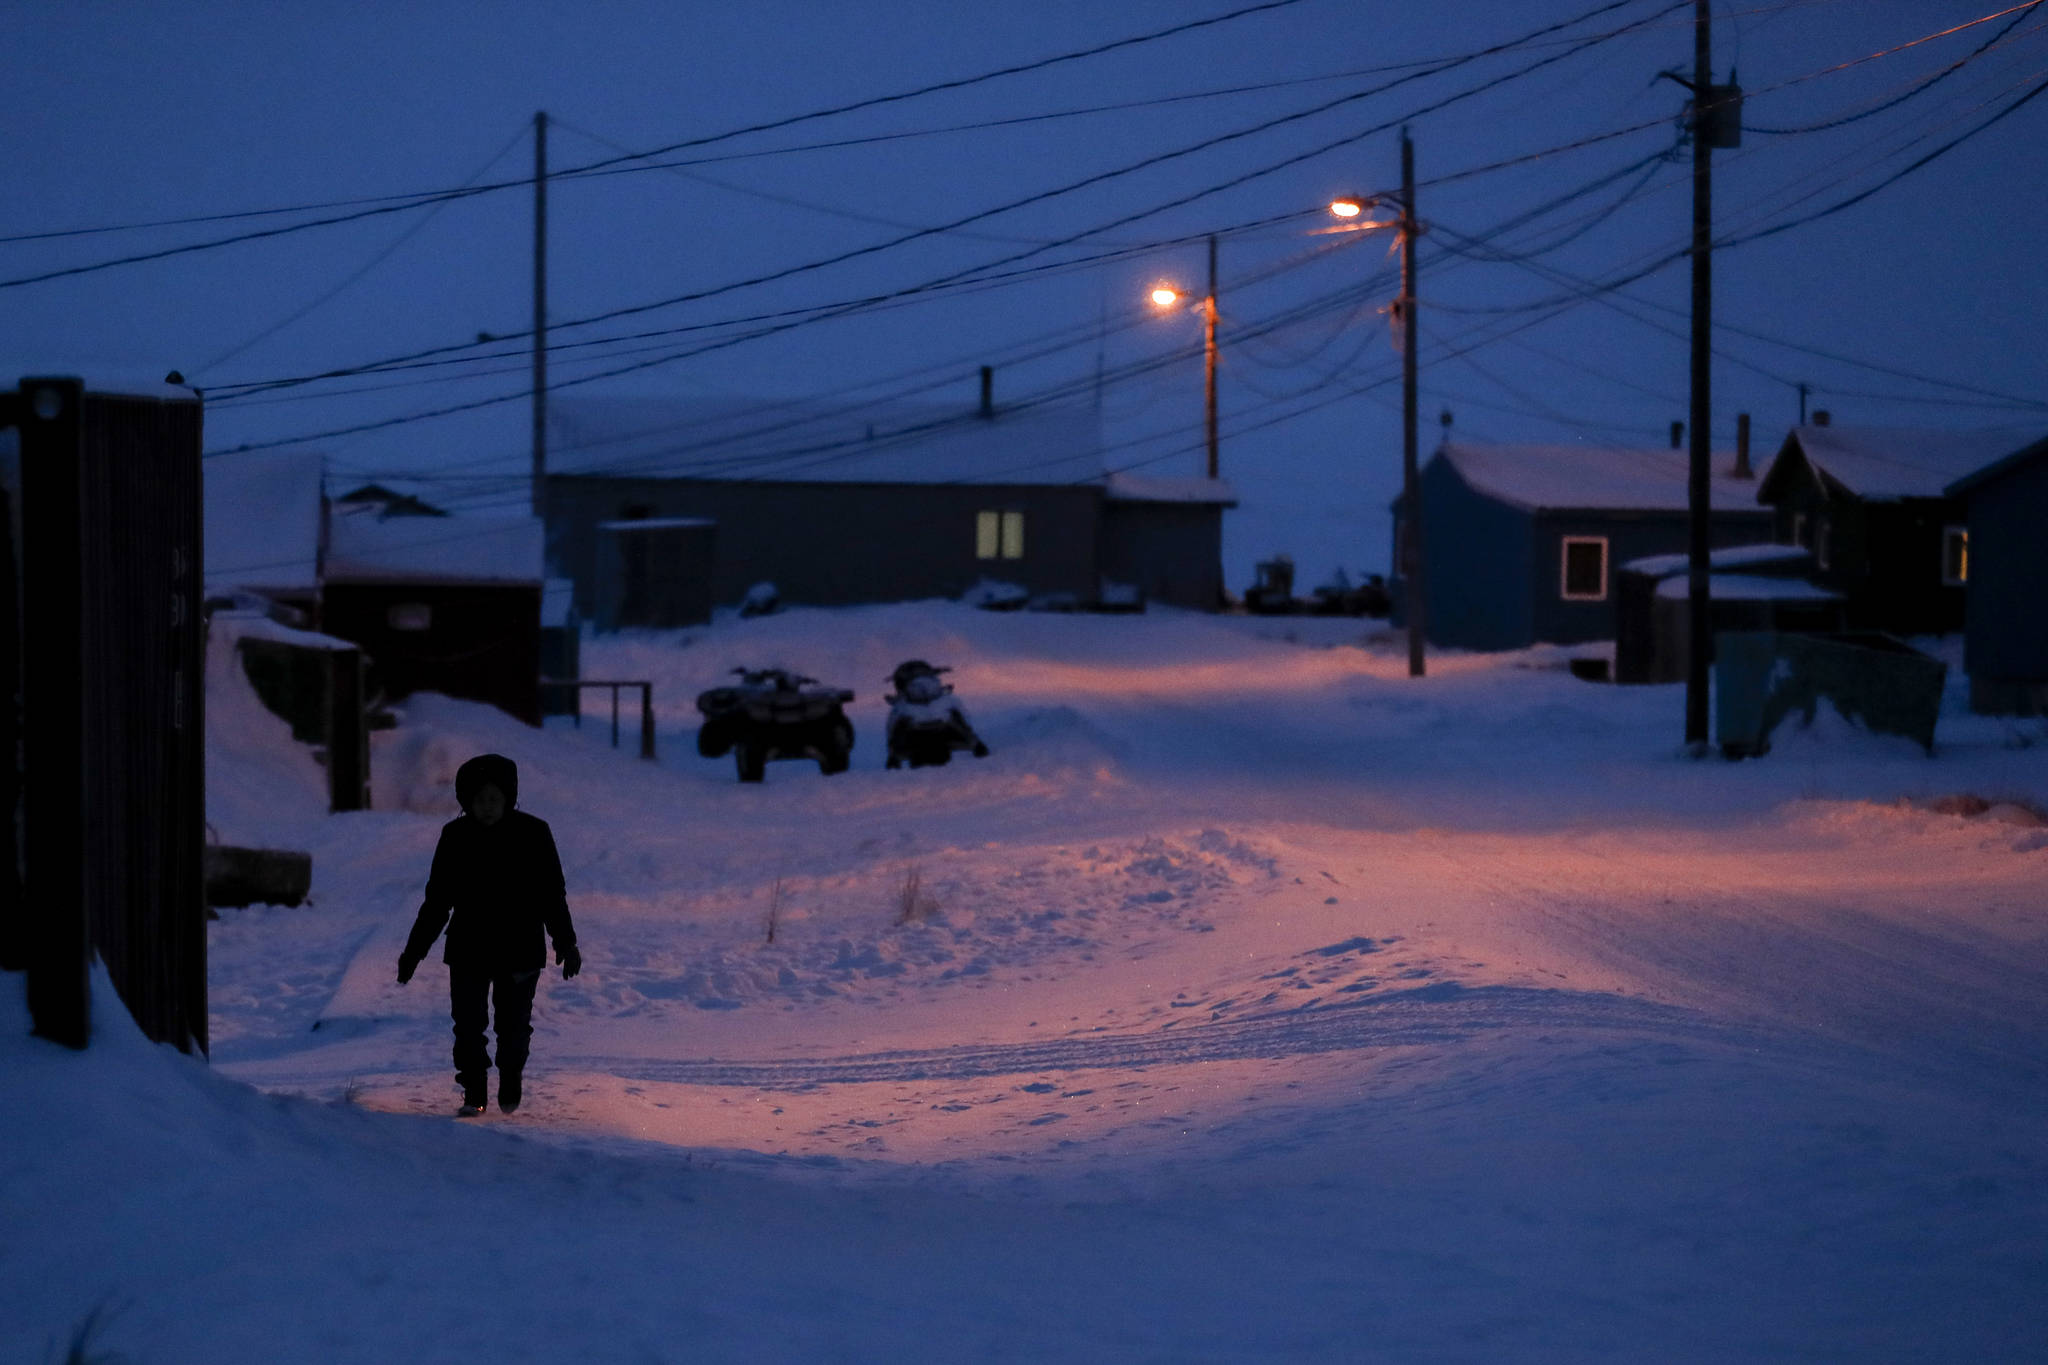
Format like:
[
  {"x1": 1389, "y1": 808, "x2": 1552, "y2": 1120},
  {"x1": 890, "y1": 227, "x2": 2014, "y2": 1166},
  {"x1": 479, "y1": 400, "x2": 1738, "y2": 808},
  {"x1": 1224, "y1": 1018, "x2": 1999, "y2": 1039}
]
[
  {"x1": 1400, "y1": 128, "x2": 1425, "y2": 679},
  {"x1": 1204, "y1": 235, "x2": 1219, "y2": 481},
  {"x1": 1683, "y1": 1, "x2": 1713, "y2": 749},
  {"x1": 531, "y1": 110, "x2": 549, "y2": 525}
]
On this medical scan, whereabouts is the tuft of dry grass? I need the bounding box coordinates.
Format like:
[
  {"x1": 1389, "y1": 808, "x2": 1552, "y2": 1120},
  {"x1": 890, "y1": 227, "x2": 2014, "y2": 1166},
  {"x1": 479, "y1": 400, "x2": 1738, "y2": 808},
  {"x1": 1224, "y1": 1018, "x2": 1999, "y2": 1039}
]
[
  {"x1": 894, "y1": 864, "x2": 937, "y2": 924},
  {"x1": 765, "y1": 877, "x2": 786, "y2": 945}
]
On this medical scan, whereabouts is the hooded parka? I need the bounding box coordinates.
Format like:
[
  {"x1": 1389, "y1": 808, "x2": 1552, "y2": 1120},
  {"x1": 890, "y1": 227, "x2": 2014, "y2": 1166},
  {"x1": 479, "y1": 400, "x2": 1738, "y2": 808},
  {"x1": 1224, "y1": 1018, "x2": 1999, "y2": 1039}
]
[{"x1": 401, "y1": 754, "x2": 577, "y2": 973}]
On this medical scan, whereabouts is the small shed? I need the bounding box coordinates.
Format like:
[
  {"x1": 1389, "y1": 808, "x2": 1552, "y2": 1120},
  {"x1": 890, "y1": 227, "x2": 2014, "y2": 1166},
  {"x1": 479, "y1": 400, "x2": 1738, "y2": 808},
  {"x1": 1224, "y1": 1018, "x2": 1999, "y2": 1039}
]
[
  {"x1": 1942, "y1": 434, "x2": 2048, "y2": 714},
  {"x1": 1645, "y1": 574, "x2": 1848, "y2": 686},
  {"x1": 321, "y1": 505, "x2": 546, "y2": 725},
  {"x1": 1614, "y1": 543, "x2": 1828, "y2": 683},
  {"x1": 1396, "y1": 438, "x2": 1776, "y2": 650},
  {"x1": 1754, "y1": 424, "x2": 2043, "y2": 635},
  {"x1": 593, "y1": 516, "x2": 716, "y2": 630}
]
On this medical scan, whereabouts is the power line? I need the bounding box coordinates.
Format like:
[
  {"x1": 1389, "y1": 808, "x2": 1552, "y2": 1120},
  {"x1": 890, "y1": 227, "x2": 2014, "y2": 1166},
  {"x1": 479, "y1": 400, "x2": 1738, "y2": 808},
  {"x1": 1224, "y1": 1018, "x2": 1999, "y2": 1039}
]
[
  {"x1": 1745, "y1": 4, "x2": 2042, "y2": 134},
  {"x1": 204, "y1": 0, "x2": 1682, "y2": 424},
  {"x1": 0, "y1": 0, "x2": 1317, "y2": 284}
]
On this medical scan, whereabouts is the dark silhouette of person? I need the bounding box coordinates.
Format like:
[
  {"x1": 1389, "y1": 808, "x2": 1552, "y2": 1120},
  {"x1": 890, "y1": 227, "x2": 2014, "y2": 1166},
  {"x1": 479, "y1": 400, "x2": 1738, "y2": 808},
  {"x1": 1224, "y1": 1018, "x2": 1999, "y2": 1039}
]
[{"x1": 397, "y1": 753, "x2": 580, "y2": 1116}]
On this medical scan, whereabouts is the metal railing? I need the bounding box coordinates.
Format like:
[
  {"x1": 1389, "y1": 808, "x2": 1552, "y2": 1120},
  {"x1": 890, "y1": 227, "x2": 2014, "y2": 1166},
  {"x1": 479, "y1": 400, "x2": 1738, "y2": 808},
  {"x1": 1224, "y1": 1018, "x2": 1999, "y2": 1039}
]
[{"x1": 539, "y1": 679, "x2": 655, "y2": 760}]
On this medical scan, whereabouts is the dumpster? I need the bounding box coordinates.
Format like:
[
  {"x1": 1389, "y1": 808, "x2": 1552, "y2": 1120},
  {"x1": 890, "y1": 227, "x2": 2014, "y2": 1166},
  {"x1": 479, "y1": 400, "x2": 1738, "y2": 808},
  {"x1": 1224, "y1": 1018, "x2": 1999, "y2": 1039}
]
[{"x1": 1715, "y1": 631, "x2": 1947, "y2": 758}]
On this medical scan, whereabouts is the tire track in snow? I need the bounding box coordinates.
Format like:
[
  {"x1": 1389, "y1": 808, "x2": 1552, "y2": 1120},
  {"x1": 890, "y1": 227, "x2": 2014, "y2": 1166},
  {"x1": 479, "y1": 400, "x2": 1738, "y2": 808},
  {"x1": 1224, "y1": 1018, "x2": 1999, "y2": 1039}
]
[{"x1": 568, "y1": 983, "x2": 1732, "y2": 1089}]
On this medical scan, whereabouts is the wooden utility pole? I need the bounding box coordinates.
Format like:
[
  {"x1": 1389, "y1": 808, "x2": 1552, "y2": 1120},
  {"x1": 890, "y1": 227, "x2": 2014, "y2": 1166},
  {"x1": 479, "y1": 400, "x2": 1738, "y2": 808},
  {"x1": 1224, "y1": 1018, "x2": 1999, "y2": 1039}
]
[
  {"x1": 1204, "y1": 233, "x2": 1219, "y2": 481},
  {"x1": 532, "y1": 110, "x2": 549, "y2": 524},
  {"x1": 1400, "y1": 128, "x2": 1425, "y2": 679},
  {"x1": 1684, "y1": 2, "x2": 1713, "y2": 747}
]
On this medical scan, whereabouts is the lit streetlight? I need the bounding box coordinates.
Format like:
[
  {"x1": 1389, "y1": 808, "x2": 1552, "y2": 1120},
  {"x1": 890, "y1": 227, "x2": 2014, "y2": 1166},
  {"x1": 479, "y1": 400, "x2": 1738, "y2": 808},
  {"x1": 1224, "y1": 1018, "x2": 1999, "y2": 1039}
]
[{"x1": 1145, "y1": 235, "x2": 1222, "y2": 481}]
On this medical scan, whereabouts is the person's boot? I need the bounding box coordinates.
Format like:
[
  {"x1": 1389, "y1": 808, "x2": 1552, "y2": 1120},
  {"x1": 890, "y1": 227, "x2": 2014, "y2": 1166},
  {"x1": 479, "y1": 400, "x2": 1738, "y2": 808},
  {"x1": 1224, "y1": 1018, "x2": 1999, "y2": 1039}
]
[
  {"x1": 498, "y1": 1070, "x2": 522, "y2": 1115},
  {"x1": 457, "y1": 1074, "x2": 488, "y2": 1117}
]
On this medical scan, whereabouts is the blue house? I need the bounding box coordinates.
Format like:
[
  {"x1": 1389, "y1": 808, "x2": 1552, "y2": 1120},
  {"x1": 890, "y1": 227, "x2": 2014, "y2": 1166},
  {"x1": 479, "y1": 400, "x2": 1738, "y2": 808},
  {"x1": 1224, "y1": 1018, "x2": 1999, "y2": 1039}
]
[
  {"x1": 1943, "y1": 434, "x2": 2048, "y2": 715},
  {"x1": 1393, "y1": 438, "x2": 1776, "y2": 651}
]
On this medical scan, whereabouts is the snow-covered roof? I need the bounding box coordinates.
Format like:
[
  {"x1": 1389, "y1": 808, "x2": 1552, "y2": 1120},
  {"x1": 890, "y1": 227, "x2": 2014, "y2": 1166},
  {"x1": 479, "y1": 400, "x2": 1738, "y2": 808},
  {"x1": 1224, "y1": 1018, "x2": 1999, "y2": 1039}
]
[
  {"x1": 217, "y1": 613, "x2": 359, "y2": 653},
  {"x1": 325, "y1": 504, "x2": 543, "y2": 584},
  {"x1": 331, "y1": 479, "x2": 448, "y2": 515},
  {"x1": 1432, "y1": 439, "x2": 1771, "y2": 514},
  {"x1": 1654, "y1": 574, "x2": 1843, "y2": 602},
  {"x1": 1767, "y1": 424, "x2": 2042, "y2": 501},
  {"x1": 204, "y1": 449, "x2": 325, "y2": 592},
  {"x1": 548, "y1": 395, "x2": 1104, "y2": 487},
  {"x1": 1622, "y1": 543, "x2": 1812, "y2": 577},
  {"x1": 1102, "y1": 472, "x2": 1238, "y2": 506}
]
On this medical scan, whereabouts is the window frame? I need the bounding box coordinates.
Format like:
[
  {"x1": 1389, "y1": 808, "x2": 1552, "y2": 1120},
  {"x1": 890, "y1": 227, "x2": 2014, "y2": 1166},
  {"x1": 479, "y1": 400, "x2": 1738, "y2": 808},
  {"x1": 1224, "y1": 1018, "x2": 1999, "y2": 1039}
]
[
  {"x1": 975, "y1": 508, "x2": 1025, "y2": 561},
  {"x1": 1942, "y1": 524, "x2": 1968, "y2": 586},
  {"x1": 1558, "y1": 535, "x2": 1609, "y2": 602}
]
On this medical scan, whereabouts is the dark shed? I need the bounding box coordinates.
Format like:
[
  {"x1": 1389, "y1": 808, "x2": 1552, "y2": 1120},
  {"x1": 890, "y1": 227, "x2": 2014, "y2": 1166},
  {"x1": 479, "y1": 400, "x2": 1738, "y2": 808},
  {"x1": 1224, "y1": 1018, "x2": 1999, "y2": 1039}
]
[
  {"x1": 2, "y1": 376, "x2": 206, "y2": 1053},
  {"x1": 1943, "y1": 434, "x2": 2048, "y2": 714},
  {"x1": 1395, "y1": 439, "x2": 1776, "y2": 651},
  {"x1": 318, "y1": 504, "x2": 545, "y2": 725}
]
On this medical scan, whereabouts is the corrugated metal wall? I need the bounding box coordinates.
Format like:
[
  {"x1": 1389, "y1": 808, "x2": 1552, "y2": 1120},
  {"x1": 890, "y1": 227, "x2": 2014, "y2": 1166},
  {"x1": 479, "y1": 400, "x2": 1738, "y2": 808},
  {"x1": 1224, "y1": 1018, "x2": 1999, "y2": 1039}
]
[{"x1": 10, "y1": 379, "x2": 206, "y2": 1053}]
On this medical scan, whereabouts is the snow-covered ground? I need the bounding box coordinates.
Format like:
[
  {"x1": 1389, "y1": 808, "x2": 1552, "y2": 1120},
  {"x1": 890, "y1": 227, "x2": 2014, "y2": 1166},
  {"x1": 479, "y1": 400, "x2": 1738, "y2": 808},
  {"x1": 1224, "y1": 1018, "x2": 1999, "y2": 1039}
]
[{"x1": 7, "y1": 603, "x2": 2047, "y2": 1362}]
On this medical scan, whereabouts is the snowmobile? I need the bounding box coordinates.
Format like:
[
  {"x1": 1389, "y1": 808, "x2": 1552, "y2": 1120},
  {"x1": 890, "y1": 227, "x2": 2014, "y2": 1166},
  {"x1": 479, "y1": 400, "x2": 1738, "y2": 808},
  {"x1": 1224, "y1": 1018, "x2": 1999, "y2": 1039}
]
[
  {"x1": 695, "y1": 668, "x2": 855, "y2": 782},
  {"x1": 883, "y1": 660, "x2": 990, "y2": 770}
]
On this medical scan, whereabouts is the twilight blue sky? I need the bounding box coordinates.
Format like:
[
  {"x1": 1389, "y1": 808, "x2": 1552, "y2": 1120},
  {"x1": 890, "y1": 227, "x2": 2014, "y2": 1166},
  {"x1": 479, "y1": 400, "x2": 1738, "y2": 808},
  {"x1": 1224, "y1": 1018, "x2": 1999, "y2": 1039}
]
[{"x1": 5, "y1": 1, "x2": 2044, "y2": 586}]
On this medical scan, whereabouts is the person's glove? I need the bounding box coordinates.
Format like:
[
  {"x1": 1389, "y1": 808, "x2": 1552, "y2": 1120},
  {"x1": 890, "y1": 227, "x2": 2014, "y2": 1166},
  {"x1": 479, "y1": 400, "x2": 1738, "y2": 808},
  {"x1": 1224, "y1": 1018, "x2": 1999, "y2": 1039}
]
[
  {"x1": 558, "y1": 944, "x2": 582, "y2": 979},
  {"x1": 396, "y1": 954, "x2": 419, "y2": 985}
]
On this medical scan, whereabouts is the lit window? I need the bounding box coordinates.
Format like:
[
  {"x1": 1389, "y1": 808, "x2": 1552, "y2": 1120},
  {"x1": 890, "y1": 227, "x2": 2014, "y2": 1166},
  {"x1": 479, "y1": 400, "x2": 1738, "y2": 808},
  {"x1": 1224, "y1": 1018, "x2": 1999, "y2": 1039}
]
[
  {"x1": 1943, "y1": 526, "x2": 1968, "y2": 586},
  {"x1": 1560, "y1": 537, "x2": 1608, "y2": 601},
  {"x1": 976, "y1": 510, "x2": 1025, "y2": 560}
]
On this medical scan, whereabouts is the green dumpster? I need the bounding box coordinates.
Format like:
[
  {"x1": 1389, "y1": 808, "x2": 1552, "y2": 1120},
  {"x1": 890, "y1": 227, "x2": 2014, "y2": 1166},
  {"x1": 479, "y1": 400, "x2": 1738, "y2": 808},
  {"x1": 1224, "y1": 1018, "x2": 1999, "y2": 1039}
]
[{"x1": 1715, "y1": 631, "x2": 1947, "y2": 758}]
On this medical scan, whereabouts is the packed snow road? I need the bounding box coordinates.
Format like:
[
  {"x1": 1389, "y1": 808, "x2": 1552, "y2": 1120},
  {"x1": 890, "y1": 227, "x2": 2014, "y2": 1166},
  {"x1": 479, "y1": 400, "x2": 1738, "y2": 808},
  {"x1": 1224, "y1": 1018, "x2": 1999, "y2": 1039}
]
[{"x1": 9, "y1": 603, "x2": 2044, "y2": 1362}]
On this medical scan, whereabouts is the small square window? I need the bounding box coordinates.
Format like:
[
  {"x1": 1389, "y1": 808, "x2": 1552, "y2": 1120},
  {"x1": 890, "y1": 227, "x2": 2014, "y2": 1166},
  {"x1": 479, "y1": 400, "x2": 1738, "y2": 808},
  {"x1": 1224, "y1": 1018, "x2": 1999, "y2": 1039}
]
[
  {"x1": 976, "y1": 510, "x2": 1025, "y2": 560},
  {"x1": 388, "y1": 603, "x2": 432, "y2": 632},
  {"x1": 1560, "y1": 537, "x2": 1608, "y2": 601},
  {"x1": 1942, "y1": 526, "x2": 1968, "y2": 586}
]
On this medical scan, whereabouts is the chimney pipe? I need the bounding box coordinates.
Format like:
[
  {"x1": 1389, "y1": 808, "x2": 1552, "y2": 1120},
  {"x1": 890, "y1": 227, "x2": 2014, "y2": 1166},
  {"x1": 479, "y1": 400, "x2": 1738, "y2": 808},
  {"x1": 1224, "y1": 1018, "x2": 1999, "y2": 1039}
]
[
  {"x1": 979, "y1": 365, "x2": 994, "y2": 419},
  {"x1": 1734, "y1": 412, "x2": 1751, "y2": 478},
  {"x1": 1812, "y1": 409, "x2": 1830, "y2": 427},
  {"x1": 1669, "y1": 420, "x2": 1684, "y2": 450}
]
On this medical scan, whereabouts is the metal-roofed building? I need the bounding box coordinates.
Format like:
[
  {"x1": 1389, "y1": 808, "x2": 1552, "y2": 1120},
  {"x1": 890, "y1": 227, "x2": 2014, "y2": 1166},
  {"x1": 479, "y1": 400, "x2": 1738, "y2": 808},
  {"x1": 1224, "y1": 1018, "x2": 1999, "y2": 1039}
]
[
  {"x1": 542, "y1": 394, "x2": 1235, "y2": 612},
  {"x1": 1396, "y1": 438, "x2": 1775, "y2": 651}
]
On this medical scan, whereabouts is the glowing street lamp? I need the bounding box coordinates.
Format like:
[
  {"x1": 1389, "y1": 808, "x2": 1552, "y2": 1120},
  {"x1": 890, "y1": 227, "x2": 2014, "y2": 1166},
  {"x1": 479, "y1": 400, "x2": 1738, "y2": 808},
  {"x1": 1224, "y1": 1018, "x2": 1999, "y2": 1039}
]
[{"x1": 1145, "y1": 237, "x2": 1221, "y2": 480}]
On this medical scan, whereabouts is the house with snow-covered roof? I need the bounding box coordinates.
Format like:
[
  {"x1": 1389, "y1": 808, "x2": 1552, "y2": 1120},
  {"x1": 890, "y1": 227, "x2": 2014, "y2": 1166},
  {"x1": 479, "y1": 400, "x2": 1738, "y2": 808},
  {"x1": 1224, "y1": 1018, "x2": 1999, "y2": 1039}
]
[
  {"x1": 1754, "y1": 422, "x2": 2044, "y2": 636},
  {"x1": 541, "y1": 388, "x2": 1236, "y2": 613},
  {"x1": 1395, "y1": 437, "x2": 1776, "y2": 651}
]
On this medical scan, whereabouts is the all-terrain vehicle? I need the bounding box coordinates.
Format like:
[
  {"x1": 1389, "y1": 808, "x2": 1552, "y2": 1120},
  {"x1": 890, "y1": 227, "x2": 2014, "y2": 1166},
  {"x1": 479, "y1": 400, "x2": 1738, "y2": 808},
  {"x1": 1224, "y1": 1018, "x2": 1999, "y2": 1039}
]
[
  {"x1": 883, "y1": 660, "x2": 990, "y2": 769},
  {"x1": 695, "y1": 668, "x2": 856, "y2": 782}
]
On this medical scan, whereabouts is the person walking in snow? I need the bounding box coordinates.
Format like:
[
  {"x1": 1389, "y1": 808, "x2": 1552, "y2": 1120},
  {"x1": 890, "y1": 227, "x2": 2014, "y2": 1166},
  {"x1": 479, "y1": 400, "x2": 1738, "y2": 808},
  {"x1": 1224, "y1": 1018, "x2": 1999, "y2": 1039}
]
[{"x1": 397, "y1": 753, "x2": 581, "y2": 1116}]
